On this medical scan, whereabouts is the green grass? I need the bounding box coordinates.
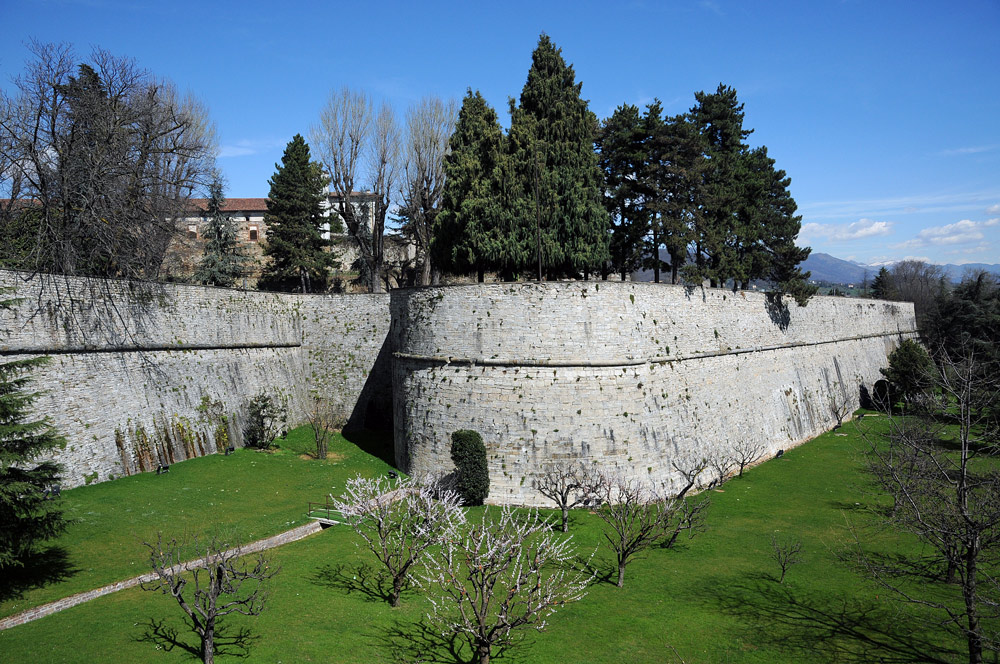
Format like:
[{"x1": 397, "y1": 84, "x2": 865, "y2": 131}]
[
  {"x1": 0, "y1": 428, "x2": 394, "y2": 620},
  {"x1": 0, "y1": 414, "x2": 981, "y2": 663}
]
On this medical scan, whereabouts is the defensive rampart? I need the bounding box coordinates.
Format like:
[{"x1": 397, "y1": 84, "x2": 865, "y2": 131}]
[
  {"x1": 391, "y1": 282, "x2": 917, "y2": 505},
  {"x1": 0, "y1": 271, "x2": 390, "y2": 487}
]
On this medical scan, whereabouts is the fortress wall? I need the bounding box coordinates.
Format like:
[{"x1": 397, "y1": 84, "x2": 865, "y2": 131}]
[
  {"x1": 0, "y1": 271, "x2": 389, "y2": 487},
  {"x1": 391, "y1": 282, "x2": 917, "y2": 506}
]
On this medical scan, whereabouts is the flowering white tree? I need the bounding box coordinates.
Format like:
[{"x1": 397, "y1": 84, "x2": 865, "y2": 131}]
[
  {"x1": 421, "y1": 506, "x2": 592, "y2": 664},
  {"x1": 332, "y1": 474, "x2": 464, "y2": 606}
]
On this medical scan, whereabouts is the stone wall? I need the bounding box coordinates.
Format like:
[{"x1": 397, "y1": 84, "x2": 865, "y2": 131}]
[
  {"x1": 391, "y1": 282, "x2": 917, "y2": 506},
  {"x1": 0, "y1": 271, "x2": 390, "y2": 487}
]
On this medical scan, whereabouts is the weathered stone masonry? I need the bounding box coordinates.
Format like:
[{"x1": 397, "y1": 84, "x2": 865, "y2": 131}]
[
  {"x1": 2, "y1": 271, "x2": 915, "y2": 504},
  {"x1": 0, "y1": 270, "x2": 391, "y2": 487},
  {"x1": 391, "y1": 282, "x2": 917, "y2": 506}
]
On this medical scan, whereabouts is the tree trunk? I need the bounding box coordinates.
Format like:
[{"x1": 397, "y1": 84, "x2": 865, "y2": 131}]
[
  {"x1": 421, "y1": 254, "x2": 432, "y2": 286},
  {"x1": 561, "y1": 507, "x2": 569, "y2": 532},
  {"x1": 476, "y1": 639, "x2": 491, "y2": 664},
  {"x1": 202, "y1": 624, "x2": 215, "y2": 664},
  {"x1": 617, "y1": 561, "x2": 626, "y2": 588},
  {"x1": 964, "y1": 545, "x2": 983, "y2": 664},
  {"x1": 390, "y1": 573, "x2": 404, "y2": 607}
]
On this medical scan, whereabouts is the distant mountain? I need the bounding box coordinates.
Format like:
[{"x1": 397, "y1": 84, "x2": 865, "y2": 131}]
[
  {"x1": 802, "y1": 253, "x2": 1000, "y2": 285},
  {"x1": 634, "y1": 250, "x2": 999, "y2": 286}
]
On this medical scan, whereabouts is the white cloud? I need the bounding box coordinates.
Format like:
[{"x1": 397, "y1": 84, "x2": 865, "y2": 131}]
[
  {"x1": 987, "y1": 218, "x2": 1000, "y2": 227},
  {"x1": 891, "y1": 218, "x2": 993, "y2": 250},
  {"x1": 218, "y1": 138, "x2": 287, "y2": 159},
  {"x1": 987, "y1": 204, "x2": 1000, "y2": 214},
  {"x1": 799, "y1": 218, "x2": 893, "y2": 242},
  {"x1": 940, "y1": 144, "x2": 1000, "y2": 156}
]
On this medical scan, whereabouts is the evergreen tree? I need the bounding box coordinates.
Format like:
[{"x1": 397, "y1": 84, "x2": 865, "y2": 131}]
[
  {"x1": 597, "y1": 103, "x2": 651, "y2": 280},
  {"x1": 259, "y1": 135, "x2": 338, "y2": 293},
  {"x1": 871, "y1": 267, "x2": 895, "y2": 300},
  {"x1": 432, "y1": 90, "x2": 508, "y2": 281},
  {"x1": 507, "y1": 34, "x2": 609, "y2": 279},
  {"x1": 193, "y1": 176, "x2": 248, "y2": 287},
  {"x1": 1, "y1": 293, "x2": 66, "y2": 568},
  {"x1": 687, "y1": 84, "x2": 753, "y2": 286}
]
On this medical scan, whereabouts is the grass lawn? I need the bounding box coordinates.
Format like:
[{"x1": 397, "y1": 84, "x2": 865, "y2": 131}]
[{"x1": 0, "y1": 414, "x2": 982, "y2": 663}]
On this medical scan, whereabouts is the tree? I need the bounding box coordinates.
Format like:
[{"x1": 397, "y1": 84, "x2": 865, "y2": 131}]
[
  {"x1": 595, "y1": 463, "x2": 709, "y2": 588},
  {"x1": 0, "y1": 42, "x2": 216, "y2": 279},
  {"x1": 451, "y1": 429, "x2": 489, "y2": 506},
  {"x1": 870, "y1": 266, "x2": 895, "y2": 300},
  {"x1": 242, "y1": 392, "x2": 286, "y2": 450},
  {"x1": 597, "y1": 103, "x2": 652, "y2": 280},
  {"x1": 0, "y1": 291, "x2": 67, "y2": 568},
  {"x1": 531, "y1": 461, "x2": 599, "y2": 532},
  {"x1": 731, "y1": 439, "x2": 766, "y2": 477},
  {"x1": 312, "y1": 89, "x2": 398, "y2": 293},
  {"x1": 880, "y1": 339, "x2": 936, "y2": 409},
  {"x1": 258, "y1": 135, "x2": 337, "y2": 293},
  {"x1": 398, "y1": 97, "x2": 457, "y2": 286},
  {"x1": 888, "y1": 260, "x2": 947, "y2": 330},
  {"x1": 421, "y1": 505, "x2": 592, "y2": 664},
  {"x1": 433, "y1": 89, "x2": 510, "y2": 281},
  {"x1": 332, "y1": 474, "x2": 464, "y2": 607},
  {"x1": 507, "y1": 34, "x2": 609, "y2": 279},
  {"x1": 193, "y1": 175, "x2": 248, "y2": 287},
  {"x1": 306, "y1": 397, "x2": 338, "y2": 460},
  {"x1": 857, "y1": 349, "x2": 1000, "y2": 664},
  {"x1": 141, "y1": 534, "x2": 279, "y2": 664}
]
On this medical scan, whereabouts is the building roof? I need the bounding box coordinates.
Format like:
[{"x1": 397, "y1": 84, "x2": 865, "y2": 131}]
[{"x1": 187, "y1": 191, "x2": 376, "y2": 215}]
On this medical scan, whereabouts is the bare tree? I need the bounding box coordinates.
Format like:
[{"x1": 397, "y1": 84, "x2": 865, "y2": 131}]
[
  {"x1": 731, "y1": 439, "x2": 766, "y2": 477},
  {"x1": 769, "y1": 533, "x2": 802, "y2": 583},
  {"x1": 332, "y1": 474, "x2": 464, "y2": 607},
  {"x1": 312, "y1": 88, "x2": 399, "y2": 293},
  {"x1": 306, "y1": 396, "x2": 340, "y2": 460},
  {"x1": 398, "y1": 96, "x2": 457, "y2": 285},
  {"x1": 421, "y1": 506, "x2": 592, "y2": 664},
  {"x1": 0, "y1": 41, "x2": 216, "y2": 279},
  {"x1": 141, "y1": 534, "x2": 278, "y2": 664},
  {"x1": 531, "y1": 460, "x2": 599, "y2": 532},
  {"x1": 855, "y1": 347, "x2": 1000, "y2": 664},
  {"x1": 595, "y1": 461, "x2": 709, "y2": 588}
]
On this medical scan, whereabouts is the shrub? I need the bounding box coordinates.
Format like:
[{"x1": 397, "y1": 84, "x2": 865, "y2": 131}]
[
  {"x1": 243, "y1": 393, "x2": 286, "y2": 450},
  {"x1": 450, "y1": 429, "x2": 489, "y2": 506}
]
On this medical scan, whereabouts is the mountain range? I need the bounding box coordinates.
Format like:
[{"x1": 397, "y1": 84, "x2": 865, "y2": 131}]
[
  {"x1": 633, "y1": 251, "x2": 999, "y2": 285},
  {"x1": 801, "y1": 253, "x2": 1000, "y2": 285}
]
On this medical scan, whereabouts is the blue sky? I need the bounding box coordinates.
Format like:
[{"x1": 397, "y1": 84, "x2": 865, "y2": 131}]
[{"x1": 2, "y1": 0, "x2": 998, "y2": 266}]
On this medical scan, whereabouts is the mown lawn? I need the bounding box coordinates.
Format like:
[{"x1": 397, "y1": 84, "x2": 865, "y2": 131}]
[{"x1": 0, "y1": 414, "x2": 980, "y2": 663}]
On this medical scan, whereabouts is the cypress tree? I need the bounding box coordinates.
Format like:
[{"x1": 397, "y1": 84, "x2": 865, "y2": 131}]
[
  {"x1": 194, "y1": 175, "x2": 248, "y2": 288},
  {"x1": 259, "y1": 135, "x2": 338, "y2": 293},
  {"x1": 508, "y1": 34, "x2": 609, "y2": 279},
  {"x1": 433, "y1": 90, "x2": 508, "y2": 281}
]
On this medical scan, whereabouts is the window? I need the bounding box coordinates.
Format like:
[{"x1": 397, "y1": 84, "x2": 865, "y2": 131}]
[
  {"x1": 187, "y1": 224, "x2": 197, "y2": 239},
  {"x1": 249, "y1": 225, "x2": 258, "y2": 241}
]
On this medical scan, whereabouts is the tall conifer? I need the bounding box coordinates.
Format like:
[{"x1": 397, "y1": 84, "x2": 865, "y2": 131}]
[
  {"x1": 259, "y1": 135, "x2": 338, "y2": 293},
  {"x1": 508, "y1": 34, "x2": 609, "y2": 279},
  {"x1": 433, "y1": 90, "x2": 508, "y2": 281},
  {"x1": 194, "y1": 175, "x2": 248, "y2": 288}
]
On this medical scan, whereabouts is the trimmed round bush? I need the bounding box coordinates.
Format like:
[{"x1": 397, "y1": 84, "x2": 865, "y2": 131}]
[{"x1": 450, "y1": 429, "x2": 489, "y2": 506}]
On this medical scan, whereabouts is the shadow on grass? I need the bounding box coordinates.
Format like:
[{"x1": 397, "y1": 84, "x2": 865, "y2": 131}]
[
  {"x1": 134, "y1": 617, "x2": 258, "y2": 660},
  {"x1": 373, "y1": 617, "x2": 473, "y2": 664},
  {"x1": 0, "y1": 546, "x2": 78, "y2": 602},
  {"x1": 341, "y1": 429, "x2": 396, "y2": 468},
  {"x1": 710, "y1": 573, "x2": 961, "y2": 663},
  {"x1": 310, "y1": 562, "x2": 417, "y2": 605}
]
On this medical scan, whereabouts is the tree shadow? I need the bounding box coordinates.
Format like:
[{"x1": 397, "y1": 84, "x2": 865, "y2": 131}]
[
  {"x1": 572, "y1": 553, "x2": 615, "y2": 587},
  {"x1": 373, "y1": 617, "x2": 473, "y2": 664},
  {"x1": 309, "y1": 562, "x2": 409, "y2": 604},
  {"x1": 765, "y1": 292, "x2": 791, "y2": 331},
  {"x1": 134, "y1": 617, "x2": 258, "y2": 660},
  {"x1": 0, "y1": 546, "x2": 78, "y2": 602},
  {"x1": 709, "y1": 573, "x2": 961, "y2": 663}
]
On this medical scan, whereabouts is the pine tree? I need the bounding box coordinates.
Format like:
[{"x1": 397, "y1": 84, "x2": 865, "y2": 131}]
[
  {"x1": 1, "y1": 294, "x2": 66, "y2": 568},
  {"x1": 433, "y1": 90, "x2": 509, "y2": 281},
  {"x1": 871, "y1": 267, "x2": 895, "y2": 300},
  {"x1": 193, "y1": 176, "x2": 248, "y2": 287},
  {"x1": 259, "y1": 135, "x2": 338, "y2": 293},
  {"x1": 508, "y1": 34, "x2": 609, "y2": 279},
  {"x1": 688, "y1": 84, "x2": 753, "y2": 287},
  {"x1": 597, "y1": 103, "x2": 653, "y2": 280}
]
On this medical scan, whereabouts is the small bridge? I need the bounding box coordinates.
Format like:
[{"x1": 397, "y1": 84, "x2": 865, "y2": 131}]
[{"x1": 307, "y1": 499, "x2": 345, "y2": 526}]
